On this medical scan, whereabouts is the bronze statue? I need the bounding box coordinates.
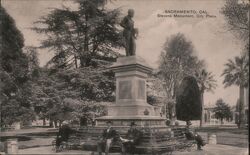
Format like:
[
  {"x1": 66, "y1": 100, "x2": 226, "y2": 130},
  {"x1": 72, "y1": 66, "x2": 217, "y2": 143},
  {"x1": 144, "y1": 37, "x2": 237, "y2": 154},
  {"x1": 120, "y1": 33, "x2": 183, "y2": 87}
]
[{"x1": 120, "y1": 9, "x2": 138, "y2": 56}]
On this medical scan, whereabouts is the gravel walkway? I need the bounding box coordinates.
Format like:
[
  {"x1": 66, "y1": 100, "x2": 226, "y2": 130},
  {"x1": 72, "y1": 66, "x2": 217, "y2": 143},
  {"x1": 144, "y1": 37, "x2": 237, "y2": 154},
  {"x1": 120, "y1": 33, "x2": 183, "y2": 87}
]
[{"x1": 17, "y1": 144, "x2": 248, "y2": 155}]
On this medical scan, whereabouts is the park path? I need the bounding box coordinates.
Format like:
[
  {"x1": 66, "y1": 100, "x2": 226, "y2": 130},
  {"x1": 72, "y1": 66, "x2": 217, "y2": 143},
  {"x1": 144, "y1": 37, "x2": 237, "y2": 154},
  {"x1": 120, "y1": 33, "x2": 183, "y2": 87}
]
[
  {"x1": 18, "y1": 144, "x2": 248, "y2": 155},
  {"x1": 172, "y1": 144, "x2": 248, "y2": 155}
]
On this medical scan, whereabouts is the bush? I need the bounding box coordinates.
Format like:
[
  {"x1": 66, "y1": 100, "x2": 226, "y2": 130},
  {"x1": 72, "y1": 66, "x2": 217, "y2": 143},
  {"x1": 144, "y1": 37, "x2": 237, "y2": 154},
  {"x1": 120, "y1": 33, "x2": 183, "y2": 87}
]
[
  {"x1": 166, "y1": 120, "x2": 171, "y2": 126},
  {"x1": 175, "y1": 121, "x2": 179, "y2": 126},
  {"x1": 176, "y1": 76, "x2": 201, "y2": 122}
]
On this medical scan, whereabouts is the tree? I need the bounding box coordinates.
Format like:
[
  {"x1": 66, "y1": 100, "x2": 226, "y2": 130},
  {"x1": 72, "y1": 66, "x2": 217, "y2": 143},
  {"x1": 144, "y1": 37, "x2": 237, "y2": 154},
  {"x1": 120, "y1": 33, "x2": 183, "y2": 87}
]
[
  {"x1": 33, "y1": 0, "x2": 123, "y2": 69},
  {"x1": 234, "y1": 99, "x2": 240, "y2": 125},
  {"x1": 24, "y1": 46, "x2": 40, "y2": 78},
  {"x1": 31, "y1": 64, "x2": 115, "y2": 127},
  {"x1": 0, "y1": 6, "x2": 36, "y2": 127},
  {"x1": 213, "y1": 99, "x2": 233, "y2": 124},
  {"x1": 31, "y1": 0, "x2": 122, "y2": 127},
  {"x1": 158, "y1": 33, "x2": 204, "y2": 123},
  {"x1": 176, "y1": 76, "x2": 202, "y2": 125},
  {"x1": 222, "y1": 52, "x2": 249, "y2": 128},
  {"x1": 221, "y1": 0, "x2": 249, "y2": 42},
  {"x1": 221, "y1": 0, "x2": 249, "y2": 56},
  {"x1": 147, "y1": 72, "x2": 167, "y2": 113},
  {"x1": 195, "y1": 69, "x2": 217, "y2": 127},
  {"x1": 221, "y1": 0, "x2": 249, "y2": 128}
]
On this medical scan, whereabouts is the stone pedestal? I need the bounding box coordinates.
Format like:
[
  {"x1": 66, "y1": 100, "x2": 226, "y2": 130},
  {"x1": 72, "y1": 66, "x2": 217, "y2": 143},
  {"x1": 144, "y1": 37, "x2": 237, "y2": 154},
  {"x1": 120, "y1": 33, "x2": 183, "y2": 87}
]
[{"x1": 96, "y1": 56, "x2": 165, "y2": 127}]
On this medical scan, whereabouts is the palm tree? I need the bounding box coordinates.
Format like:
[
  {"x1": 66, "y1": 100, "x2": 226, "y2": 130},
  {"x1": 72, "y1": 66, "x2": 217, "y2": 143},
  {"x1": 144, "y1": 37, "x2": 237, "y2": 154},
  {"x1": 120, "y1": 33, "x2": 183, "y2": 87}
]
[
  {"x1": 222, "y1": 52, "x2": 249, "y2": 128},
  {"x1": 196, "y1": 69, "x2": 217, "y2": 127}
]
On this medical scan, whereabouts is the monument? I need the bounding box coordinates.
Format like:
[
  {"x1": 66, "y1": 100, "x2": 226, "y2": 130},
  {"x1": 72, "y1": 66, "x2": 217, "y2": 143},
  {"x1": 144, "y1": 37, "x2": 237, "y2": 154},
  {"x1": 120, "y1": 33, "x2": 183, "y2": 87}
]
[
  {"x1": 96, "y1": 9, "x2": 166, "y2": 127},
  {"x1": 81, "y1": 9, "x2": 196, "y2": 154}
]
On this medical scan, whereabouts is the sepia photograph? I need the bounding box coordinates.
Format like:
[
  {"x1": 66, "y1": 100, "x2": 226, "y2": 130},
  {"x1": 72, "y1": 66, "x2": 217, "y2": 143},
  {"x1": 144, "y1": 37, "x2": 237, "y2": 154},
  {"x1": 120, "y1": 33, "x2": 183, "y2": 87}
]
[{"x1": 0, "y1": 0, "x2": 249, "y2": 154}]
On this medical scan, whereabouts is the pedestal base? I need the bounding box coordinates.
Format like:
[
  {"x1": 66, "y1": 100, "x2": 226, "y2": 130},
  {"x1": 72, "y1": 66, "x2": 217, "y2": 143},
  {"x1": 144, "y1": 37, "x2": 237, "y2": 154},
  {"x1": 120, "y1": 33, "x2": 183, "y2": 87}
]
[
  {"x1": 107, "y1": 104, "x2": 160, "y2": 116},
  {"x1": 96, "y1": 115, "x2": 166, "y2": 127}
]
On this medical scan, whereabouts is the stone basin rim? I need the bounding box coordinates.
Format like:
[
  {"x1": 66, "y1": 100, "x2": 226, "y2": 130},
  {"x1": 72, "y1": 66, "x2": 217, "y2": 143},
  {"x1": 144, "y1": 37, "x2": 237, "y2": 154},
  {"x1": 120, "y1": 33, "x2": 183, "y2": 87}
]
[{"x1": 96, "y1": 116, "x2": 166, "y2": 120}]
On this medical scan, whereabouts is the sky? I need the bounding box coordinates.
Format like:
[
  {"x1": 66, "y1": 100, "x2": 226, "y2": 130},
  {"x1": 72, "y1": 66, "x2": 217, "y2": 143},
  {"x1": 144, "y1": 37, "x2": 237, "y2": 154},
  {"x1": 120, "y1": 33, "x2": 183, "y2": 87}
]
[{"x1": 2, "y1": 0, "x2": 246, "y2": 107}]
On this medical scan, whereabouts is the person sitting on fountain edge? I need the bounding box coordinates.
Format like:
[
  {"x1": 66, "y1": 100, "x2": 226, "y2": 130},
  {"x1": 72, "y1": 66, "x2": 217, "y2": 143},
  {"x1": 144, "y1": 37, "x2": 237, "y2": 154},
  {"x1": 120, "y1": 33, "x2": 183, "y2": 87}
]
[
  {"x1": 120, "y1": 122, "x2": 143, "y2": 153},
  {"x1": 97, "y1": 121, "x2": 117, "y2": 155}
]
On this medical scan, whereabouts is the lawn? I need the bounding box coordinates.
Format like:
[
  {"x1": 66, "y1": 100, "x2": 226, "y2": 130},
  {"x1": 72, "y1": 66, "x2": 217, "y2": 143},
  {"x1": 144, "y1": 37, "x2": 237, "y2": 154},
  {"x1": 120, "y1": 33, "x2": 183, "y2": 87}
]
[
  {"x1": 195, "y1": 126, "x2": 248, "y2": 135},
  {"x1": 195, "y1": 126, "x2": 248, "y2": 148}
]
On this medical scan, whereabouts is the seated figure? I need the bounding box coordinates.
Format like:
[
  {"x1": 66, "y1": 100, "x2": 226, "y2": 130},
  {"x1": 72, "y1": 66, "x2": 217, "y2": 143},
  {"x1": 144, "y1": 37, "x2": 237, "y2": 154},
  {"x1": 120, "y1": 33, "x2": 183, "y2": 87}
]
[
  {"x1": 184, "y1": 128, "x2": 195, "y2": 140},
  {"x1": 97, "y1": 121, "x2": 117, "y2": 155},
  {"x1": 120, "y1": 122, "x2": 143, "y2": 154},
  {"x1": 184, "y1": 122, "x2": 206, "y2": 150},
  {"x1": 194, "y1": 133, "x2": 206, "y2": 150},
  {"x1": 55, "y1": 121, "x2": 77, "y2": 152}
]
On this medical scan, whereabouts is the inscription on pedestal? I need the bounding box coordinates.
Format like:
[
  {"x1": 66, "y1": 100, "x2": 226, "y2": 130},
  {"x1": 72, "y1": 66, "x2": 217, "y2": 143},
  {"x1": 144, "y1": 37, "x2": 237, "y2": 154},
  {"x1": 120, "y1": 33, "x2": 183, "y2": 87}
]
[
  {"x1": 119, "y1": 81, "x2": 132, "y2": 99},
  {"x1": 138, "y1": 80, "x2": 145, "y2": 99}
]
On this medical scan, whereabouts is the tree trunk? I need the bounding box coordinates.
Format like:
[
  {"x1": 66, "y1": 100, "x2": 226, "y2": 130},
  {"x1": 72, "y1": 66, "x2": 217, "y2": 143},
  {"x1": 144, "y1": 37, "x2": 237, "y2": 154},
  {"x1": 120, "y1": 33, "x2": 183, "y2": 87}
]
[
  {"x1": 238, "y1": 85, "x2": 245, "y2": 128},
  {"x1": 80, "y1": 117, "x2": 88, "y2": 126},
  {"x1": 246, "y1": 87, "x2": 249, "y2": 125},
  {"x1": 54, "y1": 121, "x2": 58, "y2": 128},
  {"x1": 59, "y1": 120, "x2": 62, "y2": 128},
  {"x1": 80, "y1": 13, "x2": 90, "y2": 68},
  {"x1": 42, "y1": 118, "x2": 46, "y2": 126},
  {"x1": 171, "y1": 86, "x2": 177, "y2": 125},
  {"x1": 80, "y1": 56, "x2": 85, "y2": 67},
  {"x1": 171, "y1": 100, "x2": 176, "y2": 125},
  {"x1": 49, "y1": 119, "x2": 53, "y2": 127},
  {"x1": 74, "y1": 55, "x2": 78, "y2": 68},
  {"x1": 186, "y1": 120, "x2": 191, "y2": 128},
  {"x1": 200, "y1": 91, "x2": 205, "y2": 127}
]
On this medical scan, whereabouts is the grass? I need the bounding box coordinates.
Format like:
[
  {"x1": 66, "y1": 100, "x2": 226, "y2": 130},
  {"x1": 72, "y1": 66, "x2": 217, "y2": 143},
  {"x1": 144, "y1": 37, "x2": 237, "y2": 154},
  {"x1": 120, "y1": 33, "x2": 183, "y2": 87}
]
[
  {"x1": 20, "y1": 131, "x2": 57, "y2": 137},
  {"x1": 195, "y1": 126, "x2": 248, "y2": 135},
  {"x1": 0, "y1": 135, "x2": 32, "y2": 142},
  {"x1": 194, "y1": 126, "x2": 249, "y2": 148}
]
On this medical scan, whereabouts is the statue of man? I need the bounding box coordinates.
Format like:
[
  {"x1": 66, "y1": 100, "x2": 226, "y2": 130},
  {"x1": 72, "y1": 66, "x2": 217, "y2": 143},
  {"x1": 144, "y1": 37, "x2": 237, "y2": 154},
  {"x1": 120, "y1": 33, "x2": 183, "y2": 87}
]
[{"x1": 120, "y1": 9, "x2": 138, "y2": 56}]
